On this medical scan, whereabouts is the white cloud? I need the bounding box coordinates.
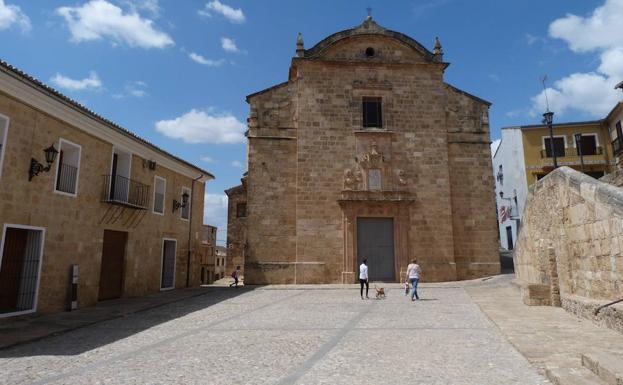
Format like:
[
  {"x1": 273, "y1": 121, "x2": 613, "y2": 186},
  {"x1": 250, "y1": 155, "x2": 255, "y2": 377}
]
[
  {"x1": 203, "y1": 193, "x2": 228, "y2": 245},
  {"x1": 56, "y1": 0, "x2": 173, "y2": 49},
  {"x1": 188, "y1": 52, "x2": 225, "y2": 67},
  {"x1": 531, "y1": 0, "x2": 623, "y2": 117},
  {"x1": 51, "y1": 71, "x2": 102, "y2": 91},
  {"x1": 200, "y1": 155, "x2": 215, "y2": 163},
  {"x1": 221, "y1": 37, "x2": 239, "y2": 53},
  {"x1": 549, "y1": 0, "x2": 623, "y2": 53},
  {"x1": 155, "y1": 108, "x2": 246, "y2": 144},
  {"x1": 231, "y1": 160, "x2": 243, "y2": 168},
  {"x1": 199, "y1": 1, "x2": 245, "y2": 23},
  {"x1": 113, "y1": 80, "x2": 148, "y2": 99},
  {"x1": 0, "y1": 0, "x2": 31, "y2": 32}
]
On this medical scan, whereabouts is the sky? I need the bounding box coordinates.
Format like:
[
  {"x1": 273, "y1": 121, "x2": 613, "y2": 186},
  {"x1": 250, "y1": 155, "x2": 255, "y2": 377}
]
[{"x1": 1, "y1": 0, "x2": 622, "y2": 244}]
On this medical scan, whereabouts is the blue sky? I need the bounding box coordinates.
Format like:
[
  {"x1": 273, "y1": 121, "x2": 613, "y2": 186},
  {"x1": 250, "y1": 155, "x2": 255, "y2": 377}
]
[{"x1": 1, "y1": 0, "x2": 622, "y2": 243}]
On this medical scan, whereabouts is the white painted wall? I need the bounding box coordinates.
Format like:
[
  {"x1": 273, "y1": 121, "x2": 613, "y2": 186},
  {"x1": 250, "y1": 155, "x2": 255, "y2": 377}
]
[{"x1": 492, "y1": 127, "x2": 528, "y2": 250}]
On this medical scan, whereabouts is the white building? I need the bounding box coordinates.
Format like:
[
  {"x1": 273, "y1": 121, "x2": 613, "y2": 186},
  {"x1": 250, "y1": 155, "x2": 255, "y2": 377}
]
[{"x1": 492, "y1": 127, "x2": 529, "y2": 251}]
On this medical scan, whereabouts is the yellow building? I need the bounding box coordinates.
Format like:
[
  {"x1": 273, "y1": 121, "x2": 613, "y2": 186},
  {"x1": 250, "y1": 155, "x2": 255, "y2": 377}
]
[
  {"x1": 605, "y1": 102, "x2": 623, "y2": 168},
  {"x1": 517, "y1": 120, "x2": 614, "y2": 185}
]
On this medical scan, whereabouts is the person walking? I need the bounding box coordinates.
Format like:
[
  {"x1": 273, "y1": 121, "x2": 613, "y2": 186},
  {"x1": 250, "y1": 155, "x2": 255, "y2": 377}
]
[
  {"x1": 229, "y1": 265, "x2": 241, "y2": 288},
  {"x1": 359, "y1": 258, "x2": 369, "y2": 300},
  {"x1": 405, "y1": 258, "x2": 421, "y2": 301}
]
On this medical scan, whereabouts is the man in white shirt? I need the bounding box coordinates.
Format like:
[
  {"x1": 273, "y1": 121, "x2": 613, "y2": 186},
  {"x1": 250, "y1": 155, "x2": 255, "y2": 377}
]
[
  {"x1": 405, "y1": 258, "x2": 421, "y2": 301},
  {"x1": 359, "y1": 258, "x2": 369, "y2": 300}
]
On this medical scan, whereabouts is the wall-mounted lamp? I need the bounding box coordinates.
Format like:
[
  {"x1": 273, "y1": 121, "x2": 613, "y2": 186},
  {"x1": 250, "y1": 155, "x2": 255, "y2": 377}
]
[
  {"x1": 172, "y1": 191, "x2": 189, "y2": 212},
  {"x1": 29, "y1": 144, "x2": 59, "y2": 181}
]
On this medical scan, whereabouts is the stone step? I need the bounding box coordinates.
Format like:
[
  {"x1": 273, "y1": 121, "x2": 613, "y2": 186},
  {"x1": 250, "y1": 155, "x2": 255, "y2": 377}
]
[
  {"x1": 546, "y1": 367, "x2": 607, "y2": 385},
  {"x1": 582, "y1": 352, "x2": 623, "y2": 385}
]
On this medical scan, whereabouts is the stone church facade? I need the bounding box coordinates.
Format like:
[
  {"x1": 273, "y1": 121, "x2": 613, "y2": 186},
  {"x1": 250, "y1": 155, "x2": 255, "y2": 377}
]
[{"x1": 228, "y1": 17, "x2": 499, "y2": 284}]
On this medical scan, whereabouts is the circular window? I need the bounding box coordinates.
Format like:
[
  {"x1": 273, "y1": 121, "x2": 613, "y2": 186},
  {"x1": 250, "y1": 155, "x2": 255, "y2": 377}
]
[{"x1": 365, "y1": 47, "x2": 375, "y2": 57}]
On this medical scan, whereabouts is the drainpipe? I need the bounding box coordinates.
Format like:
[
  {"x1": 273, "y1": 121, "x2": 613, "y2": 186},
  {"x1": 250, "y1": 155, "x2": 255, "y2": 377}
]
[{"x1": 186, "y1": 174, "x2": 204, "y2": 287}]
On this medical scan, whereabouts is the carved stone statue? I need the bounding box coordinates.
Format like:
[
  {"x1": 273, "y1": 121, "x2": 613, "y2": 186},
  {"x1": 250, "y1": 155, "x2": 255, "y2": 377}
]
[
  {"x1": 344, "y1": 169, "x2": 356, "y2": 190},
  {"x1": 397, "y1": 170, "x2": 407, "y2": 186}
]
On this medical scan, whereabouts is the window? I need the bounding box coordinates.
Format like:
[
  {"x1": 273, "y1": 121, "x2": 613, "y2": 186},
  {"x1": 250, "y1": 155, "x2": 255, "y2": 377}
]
[
  {"x1": 54, "y1": 139, "x2": 81, "y2": 196},
  {"x1": 368, "y1": 169, "x2": 381, "y2": 190},
  {"x1": 236, "y1": 203, "x2": 247, "y2": 218},
  {"x1": 362, "y1": 97, "x2": 382, "y2": 128},
  {"x1": 0, "y1": 224, "x2": 46, "y2": 317},
  {"x1": 0, "y1": 114, "x2": 8, "y2": 180},
  {"x1": 153, "y1": 176, "x2": 166, "y2": 215},
  {"x1": 181, "y1": 187, "x2": 191, "y2": 220},
  {"x1": 543, "y1": 137, "x2": 565, "y2": 157},
  {"x1": 496, "y1": 165, "x2": 504, "y2": 185},
  {"x1": 575, "y1": 134, "x2": 598, "y2": 156}
]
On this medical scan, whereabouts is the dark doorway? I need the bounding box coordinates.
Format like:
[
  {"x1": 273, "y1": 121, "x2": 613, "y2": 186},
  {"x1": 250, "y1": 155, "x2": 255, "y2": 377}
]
[
  {"x1": 506, "y1": 226, "x2": 514, "y2": 250},
  {"x1": 98, "y1": 230, "x2": 127, "y2": 301},
  {"x1": 357, "y1": 217, "x2": 395, "y2": 281},
  {"x1": 160, "y1": 239, "x2": 176, "y2": 290},
  {"x1": 0, "y1": 227, "x2": 44, "y2": 315}
]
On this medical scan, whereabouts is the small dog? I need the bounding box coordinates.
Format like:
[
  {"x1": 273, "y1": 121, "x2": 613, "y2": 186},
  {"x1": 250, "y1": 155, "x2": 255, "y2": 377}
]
[{"x1": 374, "y1": 285, "x2": 386, "y2": 299}]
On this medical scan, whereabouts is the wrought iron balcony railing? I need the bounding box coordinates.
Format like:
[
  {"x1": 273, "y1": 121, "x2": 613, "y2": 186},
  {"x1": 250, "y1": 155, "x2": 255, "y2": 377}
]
[
  {"x1": 540, "y1": 146, "x2": 603, "y2": 159},
  {"x1": 101, "y1": 174, "x2": 150, "y2": 209},
  {"x1": 55, "y1": 163, "x2": 78, "y2": 194}
]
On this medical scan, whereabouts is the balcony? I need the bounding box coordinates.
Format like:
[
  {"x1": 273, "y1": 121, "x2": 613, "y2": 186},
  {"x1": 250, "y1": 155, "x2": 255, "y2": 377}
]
[
  {"x1": 539, "y1": 146, "x2": 607, "y2": 168},
  {"x1": 540, "y1": 146, "x2": 603, "y2": 159},
  {"x1": 101, "y1": 175, "x2": 150, "y2": 209}
]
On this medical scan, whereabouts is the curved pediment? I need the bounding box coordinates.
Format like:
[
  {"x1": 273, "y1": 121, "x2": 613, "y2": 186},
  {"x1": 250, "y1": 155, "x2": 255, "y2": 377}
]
[{"x1": 301, "y1": 17, "x2": 439, "y2": 64}]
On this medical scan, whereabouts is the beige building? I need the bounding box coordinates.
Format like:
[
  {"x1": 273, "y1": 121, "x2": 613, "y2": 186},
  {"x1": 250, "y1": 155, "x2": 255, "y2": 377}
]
[
  {"x1": 197, "y1": 224, "x2": 217, "y2": 284},
  {"x1": 0, "y1": 60, "x2": 213, "y2": 317},
  {"x1": 228, "y1": 17, "x2": 499, "y2": 284},
  {"x1": 215, "y1": 246, "x2": 227, "y2": 280}
]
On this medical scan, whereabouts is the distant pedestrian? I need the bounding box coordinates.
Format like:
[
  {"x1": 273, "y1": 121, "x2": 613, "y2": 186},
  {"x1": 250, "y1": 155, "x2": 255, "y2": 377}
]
[
  {"x1": 405, "y1": 258, "x2": 421, "y2": 301},
  {"x1": 359, "y1": 258, "x2": 369, "y2": 300},
  {"x1": 229, "y1": 266, "x2": 241, "y2": 288}
]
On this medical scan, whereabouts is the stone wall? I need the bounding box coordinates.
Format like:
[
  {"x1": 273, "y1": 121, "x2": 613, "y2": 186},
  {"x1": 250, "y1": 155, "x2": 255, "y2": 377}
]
[
  {"x1": 446, "y1": 86, "x2": 500, "y2": 280},
  {"x1": 515, "y1": 167, "x2": 623, "y2": 329},
  {"x1": 0, "y1": 90, "x2": 206, "y2": 315},
  {"x1": 225, "y1": 182, "x2": 247, "y2": 276}
]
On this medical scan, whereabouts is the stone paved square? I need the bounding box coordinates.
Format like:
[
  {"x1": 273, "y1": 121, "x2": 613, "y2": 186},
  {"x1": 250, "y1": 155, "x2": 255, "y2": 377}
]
[{"x1": 0, "y1": 286, "x2": 548, "y2": 385}]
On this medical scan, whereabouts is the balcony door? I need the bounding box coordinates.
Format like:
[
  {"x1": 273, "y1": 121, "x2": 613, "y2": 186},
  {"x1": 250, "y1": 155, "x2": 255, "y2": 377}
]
[{"x1": 109, "y1": 149, "x2": 131, "y2": 203}]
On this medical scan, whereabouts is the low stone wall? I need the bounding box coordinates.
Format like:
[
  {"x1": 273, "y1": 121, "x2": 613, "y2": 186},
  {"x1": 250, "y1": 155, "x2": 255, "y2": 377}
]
[{"x1": 514, "y1": 167, "x2": 623, "y2": 332}]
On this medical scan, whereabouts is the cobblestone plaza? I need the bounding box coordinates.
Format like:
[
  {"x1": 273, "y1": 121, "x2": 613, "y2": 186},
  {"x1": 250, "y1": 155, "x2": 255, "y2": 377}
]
[{"x1": 0, "y1": 280, "x2": 549, "y2": 385}]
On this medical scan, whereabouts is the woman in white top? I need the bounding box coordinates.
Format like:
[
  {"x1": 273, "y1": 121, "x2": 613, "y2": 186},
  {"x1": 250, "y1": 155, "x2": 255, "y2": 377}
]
[
  {"x1": 405, "y1": 258, "x2": 421, "y2": 301},
  {"x1": 359, "y1": 258, "x2": 369, "y2": 300}
]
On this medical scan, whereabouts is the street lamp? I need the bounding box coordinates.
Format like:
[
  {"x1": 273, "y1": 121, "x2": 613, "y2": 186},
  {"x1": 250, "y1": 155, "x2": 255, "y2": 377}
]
[
  {"x1": 542, "y1": 111, "x2": 557, "y2": 169},
  {"x1": 29, "y1": 144, "x2": 59, "y2": 181},
  {"x1": 172, "y1": 191, "x2": 189, "y2": 212},
  {"x1": 574, "y1": 133, "x2": 585, "y2": 172}
]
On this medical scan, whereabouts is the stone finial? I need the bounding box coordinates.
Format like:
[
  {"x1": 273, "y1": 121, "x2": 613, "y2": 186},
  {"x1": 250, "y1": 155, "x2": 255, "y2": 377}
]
[
  {"x1": 433, "y1": 37, "x2": 443, "y2": 62},
  {"x1": 296, "y1": 32, "x2": 304, "y2": 57}
]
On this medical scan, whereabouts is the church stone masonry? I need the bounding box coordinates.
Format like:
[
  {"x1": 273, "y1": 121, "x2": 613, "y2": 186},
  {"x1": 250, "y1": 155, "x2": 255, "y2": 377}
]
[{"x1": 231, "y1": 16, "x2": 500, "y2": 284}]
